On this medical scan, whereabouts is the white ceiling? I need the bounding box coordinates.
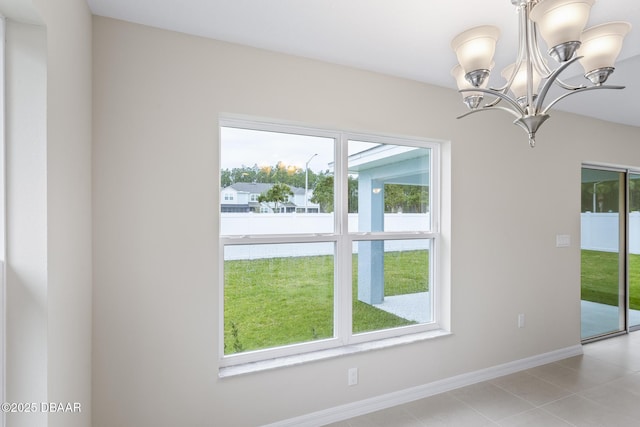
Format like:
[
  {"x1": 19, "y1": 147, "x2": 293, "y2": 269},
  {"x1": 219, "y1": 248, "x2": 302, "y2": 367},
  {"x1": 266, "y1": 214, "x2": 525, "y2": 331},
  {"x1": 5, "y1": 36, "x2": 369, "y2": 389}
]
[{"x1": 86, "y1": 0, "x2": 640, "y2": 127}]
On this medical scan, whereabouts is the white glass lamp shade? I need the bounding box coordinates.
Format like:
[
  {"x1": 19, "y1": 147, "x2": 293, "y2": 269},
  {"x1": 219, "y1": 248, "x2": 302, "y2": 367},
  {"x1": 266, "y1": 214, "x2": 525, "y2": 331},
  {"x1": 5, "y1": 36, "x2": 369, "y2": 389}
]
[
  {"x1": 578, "y1": 21, "x2": 632, "y2": 73},
  {"x1": 501, "y1": 62, "x2": 543, "y2": 100},
  {"x1": 451, "y1": 64, "x2": 491, "y2": 96},
  {"x1": 451, "y1": 25, "x2": 500, "y2": 74},
  {"x1": 530, "y1": 0, "x2": 595, "y2": 51},
  {"x1": 452, "y1": 64, "x2": 493, "y2": 109}
]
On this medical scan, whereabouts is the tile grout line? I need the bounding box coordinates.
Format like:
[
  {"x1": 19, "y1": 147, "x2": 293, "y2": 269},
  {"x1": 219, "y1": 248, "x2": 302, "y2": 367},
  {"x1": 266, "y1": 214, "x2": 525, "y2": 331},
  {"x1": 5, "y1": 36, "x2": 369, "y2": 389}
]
[{"x1": 438, "y1": 390, "x2": 498, "y2": 424}]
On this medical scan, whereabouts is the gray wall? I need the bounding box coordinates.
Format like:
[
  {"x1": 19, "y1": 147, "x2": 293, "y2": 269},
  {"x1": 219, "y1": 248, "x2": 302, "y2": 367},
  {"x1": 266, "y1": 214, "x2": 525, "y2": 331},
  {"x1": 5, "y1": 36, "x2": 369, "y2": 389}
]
[
  {"x1": 87, "y1": 13, "x2": 638, "y2": 427},
  {"x1": 5, "y1": 18, "x2": 48, "y2": 427},
  {"x1": 2, "y1": 0, "x2": 93, "y2": 426}
]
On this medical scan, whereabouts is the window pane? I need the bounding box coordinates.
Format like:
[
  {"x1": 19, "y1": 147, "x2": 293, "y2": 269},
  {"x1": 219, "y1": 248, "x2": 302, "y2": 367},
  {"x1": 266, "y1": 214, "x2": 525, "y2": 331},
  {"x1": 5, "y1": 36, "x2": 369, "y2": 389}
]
[
  {"x1": 630, "y1": 173, "x2": 640, "y2": 329},
  {"x1": 220, "y1": 127, "x2": 335, "y2": 235},
  {"x1": 580, "y1": 168, "x2": 624, "y2": 339},
  {"x1": 352, "y1": 239, "x2": 432, "y2": 334},
  {"x1": 223, "y1": 243, "x2": 335, "y2": 355},
  {"x1": 347, "y1": 141, "x2": 430, "y2": 232},
  {"x1": 219, "y1": 122, "x2": 440, "y2": 365}
]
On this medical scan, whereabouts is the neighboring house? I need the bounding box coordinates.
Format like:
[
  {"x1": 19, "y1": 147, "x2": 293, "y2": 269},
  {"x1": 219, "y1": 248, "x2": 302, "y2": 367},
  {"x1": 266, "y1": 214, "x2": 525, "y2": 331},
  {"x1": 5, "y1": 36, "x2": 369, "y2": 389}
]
[{"x1": 220, "y1": 182, "x2": 320, "y2": 213}]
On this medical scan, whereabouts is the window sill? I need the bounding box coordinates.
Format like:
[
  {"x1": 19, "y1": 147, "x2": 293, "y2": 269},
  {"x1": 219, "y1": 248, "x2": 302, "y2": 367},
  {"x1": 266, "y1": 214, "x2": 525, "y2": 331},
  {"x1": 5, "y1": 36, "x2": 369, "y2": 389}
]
[{"x1": 218, "y1": 329, "x2": 451, "y2": 378}]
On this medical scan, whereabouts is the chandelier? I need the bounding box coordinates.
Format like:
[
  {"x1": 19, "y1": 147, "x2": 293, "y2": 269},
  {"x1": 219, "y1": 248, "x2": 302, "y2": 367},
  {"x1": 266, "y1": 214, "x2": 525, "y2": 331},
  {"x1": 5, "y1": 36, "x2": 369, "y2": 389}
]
[{"x1": 451, "y1": 0, "x2": 631, "y2": 147}]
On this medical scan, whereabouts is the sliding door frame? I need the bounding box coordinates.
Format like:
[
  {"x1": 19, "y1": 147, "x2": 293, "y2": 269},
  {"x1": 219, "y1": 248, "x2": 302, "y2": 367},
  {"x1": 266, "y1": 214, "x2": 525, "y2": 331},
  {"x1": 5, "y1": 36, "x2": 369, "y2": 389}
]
[
  {"x1": 582, "y1": 163, "x2": 640, "y2": 343},
  {"x1": 627, "y1": 169, "x2": 640, "y2": 333}
]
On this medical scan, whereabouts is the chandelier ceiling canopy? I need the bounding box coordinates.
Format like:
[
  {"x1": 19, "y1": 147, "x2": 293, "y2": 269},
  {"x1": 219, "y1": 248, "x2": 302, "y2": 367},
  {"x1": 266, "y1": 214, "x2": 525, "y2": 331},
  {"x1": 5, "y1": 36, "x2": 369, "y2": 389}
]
[{"x1": 451, "y1": 0, "x2": 631, "y2": 147}]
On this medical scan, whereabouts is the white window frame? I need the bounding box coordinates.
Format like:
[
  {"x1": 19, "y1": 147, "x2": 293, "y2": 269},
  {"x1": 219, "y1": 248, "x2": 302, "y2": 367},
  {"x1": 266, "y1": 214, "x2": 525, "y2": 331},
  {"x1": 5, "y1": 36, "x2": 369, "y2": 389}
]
[
  {"x1": 0, "y1": 15, "x2": 6, "y2": 423},
  {"x1": 218, "y1": 117, "x2": 444, "y2": 371}
]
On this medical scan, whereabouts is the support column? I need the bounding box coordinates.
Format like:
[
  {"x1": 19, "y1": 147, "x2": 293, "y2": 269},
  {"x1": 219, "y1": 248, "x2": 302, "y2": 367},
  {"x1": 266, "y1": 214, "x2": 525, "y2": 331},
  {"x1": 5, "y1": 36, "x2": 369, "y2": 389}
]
[{"x1": 357, "y1": 177, "x2": 385, "y2": 304}]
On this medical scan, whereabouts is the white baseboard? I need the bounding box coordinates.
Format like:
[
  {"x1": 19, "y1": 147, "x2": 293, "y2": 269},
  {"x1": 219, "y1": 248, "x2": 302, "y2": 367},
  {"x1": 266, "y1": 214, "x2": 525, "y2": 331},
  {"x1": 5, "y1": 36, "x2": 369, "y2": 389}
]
[{"x1": 263, "y1": 344, "x2": 583, "y2": 427}]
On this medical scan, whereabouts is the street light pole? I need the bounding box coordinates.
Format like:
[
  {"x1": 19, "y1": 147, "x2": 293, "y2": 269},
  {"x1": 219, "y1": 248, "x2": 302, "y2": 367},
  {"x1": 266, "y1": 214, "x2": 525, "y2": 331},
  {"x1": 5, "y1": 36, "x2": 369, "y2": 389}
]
[{"x1": 305, "y1": 153, "x2": 318, "y2": 213}]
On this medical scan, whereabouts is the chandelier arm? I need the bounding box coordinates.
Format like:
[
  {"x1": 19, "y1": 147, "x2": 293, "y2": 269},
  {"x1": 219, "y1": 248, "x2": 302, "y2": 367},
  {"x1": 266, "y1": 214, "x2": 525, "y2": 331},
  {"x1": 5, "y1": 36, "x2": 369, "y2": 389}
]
[
  {"x1": 459, "y1": 88, "x2": 526, "y2": 116},
  {"x1": 479, "y1": 88, "x2": 509, "y2": 108},
  {"x1": 483, "y1": 96, "x2": 504, "y2": 108},
  {"x1": 533, "y1": 56, "x2": 582, "y2": 113},
  {"x1": 551, "y1": 78, "x2": 588, "y2": 91},
  {"x1": 541, "y1": 85, "x2": 625, "y2": 115},
  {"x1": 456, "y1": 104, "x2": 523, "y2": 120}
]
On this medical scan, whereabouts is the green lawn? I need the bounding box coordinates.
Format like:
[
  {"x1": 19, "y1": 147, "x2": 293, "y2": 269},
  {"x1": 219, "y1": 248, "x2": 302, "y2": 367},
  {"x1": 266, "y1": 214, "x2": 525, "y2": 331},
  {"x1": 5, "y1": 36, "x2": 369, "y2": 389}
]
[
  {"x1": 224, "y1": 250, "x2": 429, "y2": 354},
  {"x1": 581, "y1": 250, "x2": 640, "y2": 309},
  {"x1": 224, "y1": 249, "x2": 640, "y2": 355}
]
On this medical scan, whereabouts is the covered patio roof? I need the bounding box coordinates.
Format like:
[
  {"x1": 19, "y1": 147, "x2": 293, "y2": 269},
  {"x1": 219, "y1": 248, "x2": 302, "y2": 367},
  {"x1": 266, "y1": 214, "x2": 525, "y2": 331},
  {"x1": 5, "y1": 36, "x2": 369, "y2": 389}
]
[{"x1": 329, "y1": 144, "x2": 430, "y2": 185}]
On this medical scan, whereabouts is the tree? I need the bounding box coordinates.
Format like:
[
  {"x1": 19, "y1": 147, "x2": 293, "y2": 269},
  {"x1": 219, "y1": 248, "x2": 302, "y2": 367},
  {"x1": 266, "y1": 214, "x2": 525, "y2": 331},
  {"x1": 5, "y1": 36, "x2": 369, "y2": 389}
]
[
  {"x1": 257, "y1": 183, "x2": 293, "y2": 213},
  {"x1": 226, "y1": 166, "x2": 257, "y2": 184},
  {"x1": 631, "y1": 178, "x2": 640, "y2": 212},
  {"x1": 221, "y1": 162, "x2": 320, "y2": 189},
  {"x1": 311, "y1": 175, "x2": 334, "y2": 212},
  {"x1": 411, "y1": 186, "x2": 429, "y2": 213},
  {"x1": 221, "y1": 169, "x2": 232, "y2": 188},
  {"x1": 582, "y1": 180, "x2": 618, "y2": 212},
  {"x1": 384, "y1": 184, "x2": 405, "y2": 213},
  {"x1": 309, "y1": 174, "x2": 359, "y2": 213},
  {"x1": 348, "y1": 176, "x2": 358, "y2": 213},
  {"x1": 383, "y1": 184, "x2": 429, "y2": 213}
]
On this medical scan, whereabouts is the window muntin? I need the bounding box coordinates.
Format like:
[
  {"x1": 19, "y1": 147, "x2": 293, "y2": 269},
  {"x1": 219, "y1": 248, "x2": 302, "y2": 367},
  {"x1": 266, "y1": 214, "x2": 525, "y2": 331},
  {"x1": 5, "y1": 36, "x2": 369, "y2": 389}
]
[
  {"x1": 220, "y1": 119, "x2": 440, "y2": 366},
  {"x1": 0, "y1": 15, "x2": 5, "y2": 407}
]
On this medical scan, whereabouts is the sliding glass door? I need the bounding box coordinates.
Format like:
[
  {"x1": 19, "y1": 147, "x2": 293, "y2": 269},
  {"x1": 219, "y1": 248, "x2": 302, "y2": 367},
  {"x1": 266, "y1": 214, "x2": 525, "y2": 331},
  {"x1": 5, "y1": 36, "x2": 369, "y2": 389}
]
[
  {"x1": 581, "y1": 167, "x2": 625, "y2": 340},
  {"x1": 628, "y1": 173, "x2": 640, "y2": 329}
]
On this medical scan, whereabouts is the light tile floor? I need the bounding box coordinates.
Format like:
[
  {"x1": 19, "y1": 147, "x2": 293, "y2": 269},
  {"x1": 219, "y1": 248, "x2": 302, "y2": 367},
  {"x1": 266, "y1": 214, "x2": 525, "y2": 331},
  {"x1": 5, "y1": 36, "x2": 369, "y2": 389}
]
[{"x1": 326, "y1": 331, "x2": 640, "y2": 426}]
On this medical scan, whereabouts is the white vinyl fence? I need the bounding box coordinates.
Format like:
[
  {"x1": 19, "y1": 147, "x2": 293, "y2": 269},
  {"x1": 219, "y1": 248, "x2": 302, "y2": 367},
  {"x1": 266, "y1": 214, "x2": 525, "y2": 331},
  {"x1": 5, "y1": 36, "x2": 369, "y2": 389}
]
[
  {"x1": 224, "y1": 212, "x2": 640, "y2": 259},
  {"x1": 222, "y1": 213, "x2": 430, "y2": 260},
  {"x1": 581, "y1": 212, "x2": 640, "y2": 254}
]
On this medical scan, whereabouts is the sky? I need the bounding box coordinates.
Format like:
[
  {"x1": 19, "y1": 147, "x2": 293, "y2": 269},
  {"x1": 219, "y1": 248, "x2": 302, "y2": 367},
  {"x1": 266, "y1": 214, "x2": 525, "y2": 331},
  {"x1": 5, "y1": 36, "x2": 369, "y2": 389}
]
[{"x1": 220, "y1": 126, "x2": 377, "y2": 172}]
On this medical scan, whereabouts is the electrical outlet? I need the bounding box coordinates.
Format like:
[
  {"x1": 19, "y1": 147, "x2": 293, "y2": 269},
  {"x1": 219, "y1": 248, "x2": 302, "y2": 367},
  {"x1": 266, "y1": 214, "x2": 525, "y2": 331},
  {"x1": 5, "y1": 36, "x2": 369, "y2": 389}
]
[
  {"x1": 348, "y1": 367, "x2": 358, "y2": 386},
  {"x1": 518, "y1": 313, "x2": 525, "y2": 328}
]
